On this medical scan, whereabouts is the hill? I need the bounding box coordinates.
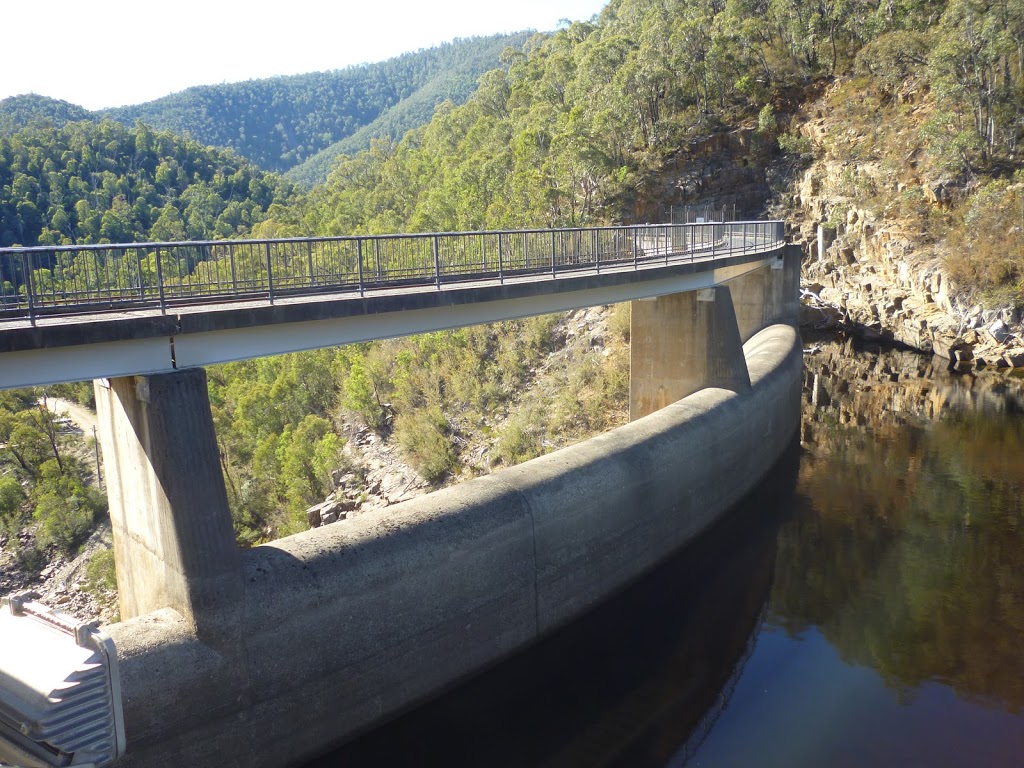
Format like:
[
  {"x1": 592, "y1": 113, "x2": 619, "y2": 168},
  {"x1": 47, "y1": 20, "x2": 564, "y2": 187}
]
[
  {"x1": 0, "y1": 94, "x2": 92, "y2": 134},
  {"x1": 0, "y1": 119, "x2": 295, "y2": 248},
  {"x1": 100, "y1": 33, "x2": 529, "y2": 176},
  {"x1": 285, "y1": 31, "x2": 533, "y2": 187}
]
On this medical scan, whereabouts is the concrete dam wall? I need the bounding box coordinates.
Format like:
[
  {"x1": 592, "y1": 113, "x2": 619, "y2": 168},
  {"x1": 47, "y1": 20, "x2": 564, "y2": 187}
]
[{"x1": 108, "y1": 322, "x2": 802, "y2": 768}]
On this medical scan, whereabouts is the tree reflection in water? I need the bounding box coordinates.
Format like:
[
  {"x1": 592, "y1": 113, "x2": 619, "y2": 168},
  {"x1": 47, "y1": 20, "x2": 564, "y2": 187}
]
[{"x1": 777, "y1": 338, "x2": 1024, "y2": 712}]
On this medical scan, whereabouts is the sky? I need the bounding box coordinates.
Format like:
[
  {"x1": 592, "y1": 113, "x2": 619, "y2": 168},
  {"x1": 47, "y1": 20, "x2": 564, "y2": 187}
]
[{"x1": 3, "y1": 0, "x2": 609, "y2": 111}]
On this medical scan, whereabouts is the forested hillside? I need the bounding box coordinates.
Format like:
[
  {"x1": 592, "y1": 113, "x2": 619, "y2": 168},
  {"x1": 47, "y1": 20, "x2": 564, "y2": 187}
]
[
  {"x1": 0, "y1": 95, "x2": 92, "y2": 135},
  {"x1": 263, "y1": 0, "x2": 1024, "y2": 266},
  {"x1": 101, "y1": 34, "x2": 528, "y2": 176},
  {"x1": 0, "y1": 120, "x2": 295, "y2": 248},
  {"x1": 286, "y1": 32, "x2": 533, "y2": 186}
]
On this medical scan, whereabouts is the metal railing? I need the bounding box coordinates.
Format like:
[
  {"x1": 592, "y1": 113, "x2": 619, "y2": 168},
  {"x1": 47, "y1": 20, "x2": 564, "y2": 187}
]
[{"x1": 0, "y1": 221, "x2": 784, "y2": 324}]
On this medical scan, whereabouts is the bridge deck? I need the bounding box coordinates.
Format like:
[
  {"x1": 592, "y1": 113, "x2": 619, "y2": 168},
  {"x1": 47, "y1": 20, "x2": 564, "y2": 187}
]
[{"x1": 0, "y1": 222, "x2": 785, "y2": 388}]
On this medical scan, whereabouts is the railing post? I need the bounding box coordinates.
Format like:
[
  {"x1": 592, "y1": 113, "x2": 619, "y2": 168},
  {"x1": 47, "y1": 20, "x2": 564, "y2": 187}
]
[
  {"x1": 265, "y1": 242, "x2": 274, "y2": 303},
  {"x1": 524, "y1": 233, "x2": 529, "y2": 271},
  {"x1": 551, "y1": 231, "x2": 557, "y2": 278},
  {"x1": 433, "y1": 235, "x2": 441, "y2": 288},
  {"x1": 155, "y1": 246, "x2": 166, "y2": 314},
  {"x1": 357, "y1": 239, "x2": 364, "y2": 296},
  {"x1": 307, "y1": 241, "x2": 315, "y2": 287},
  {"x1": 136, "y1": 248, "x2": 145, "y2": 301},
  {"x1": 23, "y1": 253, "x2": 35, "y2": 326},
  {"x1": 498, "y1": 233, "x2": 504, "y2": 284},
  {"x1": 633, "y1": 229, "x2": 638, "y2": 270},
  {"x1": 596, "y1": 230, "x2": 601, "y2": 274},
  {"x1": 229, "y1": 244, "x2": 237, "y2": 293}
]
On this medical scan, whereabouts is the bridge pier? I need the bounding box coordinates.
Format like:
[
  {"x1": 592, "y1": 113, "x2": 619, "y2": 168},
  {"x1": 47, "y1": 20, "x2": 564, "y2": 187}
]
[
  {"x1": 727, "y1": 244, "x2": 801, "y2": 343},
  {"x1": 629, "y1": 286, "x2": 750, "y2": 421},
  {"x1": 94, "y1": 369, "x2": 242, "y2": 647},
  {"x1": 629, "y1": 245, "x2": 800, "y2": 421}
]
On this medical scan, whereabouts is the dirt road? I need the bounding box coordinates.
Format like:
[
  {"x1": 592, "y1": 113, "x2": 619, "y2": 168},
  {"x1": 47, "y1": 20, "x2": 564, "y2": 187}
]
[{"x1": 39, "y1": 396, "x2": 97, "y2": 433}]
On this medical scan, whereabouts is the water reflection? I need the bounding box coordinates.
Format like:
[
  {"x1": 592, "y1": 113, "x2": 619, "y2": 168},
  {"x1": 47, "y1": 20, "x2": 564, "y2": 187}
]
[{"x1": 786, "y1": 340, "x2": 1024, "y2": 711}]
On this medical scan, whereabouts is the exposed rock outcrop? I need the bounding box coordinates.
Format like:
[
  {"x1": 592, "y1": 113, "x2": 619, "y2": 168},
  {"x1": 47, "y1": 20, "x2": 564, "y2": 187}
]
[{"x1": 786, "y1": 101, "x2": 1024, "y2": 368}]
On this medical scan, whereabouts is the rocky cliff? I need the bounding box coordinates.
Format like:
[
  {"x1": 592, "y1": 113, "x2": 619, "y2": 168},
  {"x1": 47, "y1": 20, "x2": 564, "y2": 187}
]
[{"x1": 782, "y1": 80, "x2": 1024, "y2": 370}]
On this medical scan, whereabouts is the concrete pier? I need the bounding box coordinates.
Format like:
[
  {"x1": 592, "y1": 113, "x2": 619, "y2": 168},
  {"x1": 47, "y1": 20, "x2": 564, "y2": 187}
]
[
  {"x1": 629, "y1": 286, "x2": 750, "y2": 421},
  {"x1": 629, "y1": 244, "x2": 801, "y2": 421},
  {"x1": 94, "y1": 370, "x2": 242, "y2": 647},
  {"x1": 728, "y1": 244, "x2": 801, "y2": 343}
]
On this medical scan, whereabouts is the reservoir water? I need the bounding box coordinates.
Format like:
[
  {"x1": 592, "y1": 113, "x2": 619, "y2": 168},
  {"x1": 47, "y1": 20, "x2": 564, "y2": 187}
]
[{"x1": 307, "y1": 338, "x2": 1024, "y2": 767}]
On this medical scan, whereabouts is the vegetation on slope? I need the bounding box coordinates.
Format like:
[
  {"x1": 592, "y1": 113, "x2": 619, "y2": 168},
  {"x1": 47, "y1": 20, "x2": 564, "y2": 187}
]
[
  {"x1": 208, "y1": 306, "x2": 629, "y2": 543},
  {"x1": 769, "y1": 0, "x2": 1024, "y2": 311},
  {"x1": 0, "y1": 389, "x2": 106, "y2": 567},
  {"x1": 264, "y1": 0, "x2": 883, "y2": 237},
  {"x1": 101, "y1": 34, "x2": 528, "y2": 176},
  {"x1": 0, "y1": 119, "x2": 295, "y2": 248},
  {"x1": 285, "y1": 32, "x2": 533, "y2": 187},
  {"x1": 0, "y1": 94, "x2": 92, "y2": 135}
]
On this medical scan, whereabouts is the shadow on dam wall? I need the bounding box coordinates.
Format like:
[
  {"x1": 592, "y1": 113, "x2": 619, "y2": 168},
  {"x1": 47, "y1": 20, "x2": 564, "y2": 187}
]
[{"x1": 306, "y1": 440, "x2": 802, "y2": 768}]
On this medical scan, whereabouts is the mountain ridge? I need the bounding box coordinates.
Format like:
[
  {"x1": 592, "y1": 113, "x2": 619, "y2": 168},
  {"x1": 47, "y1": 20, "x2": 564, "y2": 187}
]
[{"x1": 0, "y1": 33, "x2": 530, "y2": 181}]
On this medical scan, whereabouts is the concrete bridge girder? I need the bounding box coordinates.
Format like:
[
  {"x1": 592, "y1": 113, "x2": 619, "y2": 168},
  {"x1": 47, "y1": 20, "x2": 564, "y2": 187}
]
[{"x1": 0, "y1": 252, "x2": 783, "y2": 391}]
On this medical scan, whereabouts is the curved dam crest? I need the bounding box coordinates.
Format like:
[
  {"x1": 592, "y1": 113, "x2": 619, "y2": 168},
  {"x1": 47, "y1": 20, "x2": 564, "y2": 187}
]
[{"x1": 106, "y1": 322, "x2": 802, "y2": 768}]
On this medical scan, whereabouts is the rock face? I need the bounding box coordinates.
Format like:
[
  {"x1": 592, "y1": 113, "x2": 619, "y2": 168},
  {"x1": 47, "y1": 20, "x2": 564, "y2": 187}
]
[
  {"x1": 305, "y1": 432, "x2": 432, "y2": 529},
  {"x1": 0, "y1": 523, "x2": 118, "y2": 624},
  {"x1": 637, "y1": 127, "x2": 772, "y2": 222},
  {"x1": 790, "y1": 160, "x2": 1024, "y2": 368}
]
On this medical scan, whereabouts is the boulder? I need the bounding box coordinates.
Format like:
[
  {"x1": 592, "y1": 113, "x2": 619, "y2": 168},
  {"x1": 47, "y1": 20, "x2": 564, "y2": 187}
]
[
  {"x1": 987, "y1": 320, "x2": 1011, "y2": 344},
  {"x1": 953, "y1": 347, "x2": 974, "y2": 364},
  {"x1": 1003, "y1": 348, "x2": 1024, "y2": 368},
  {"x1": 306, "y1": 503, "x2": 325, "y2": 528}
]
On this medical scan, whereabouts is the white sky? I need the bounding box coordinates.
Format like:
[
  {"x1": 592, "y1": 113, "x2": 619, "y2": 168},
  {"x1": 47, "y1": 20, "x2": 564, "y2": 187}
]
[{"x1": 2, "y1": 0, "x2": 608, "y2": 111}]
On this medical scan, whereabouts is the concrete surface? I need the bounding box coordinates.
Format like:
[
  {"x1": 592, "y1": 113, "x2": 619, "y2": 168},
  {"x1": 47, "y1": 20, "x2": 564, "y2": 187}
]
[
  {"x1": 105, "y1": 322, "x2": 802, "y2": 768},
  {"x1": 727, "y1": 244, "x2": 801, "y2": 342},
  {"x1": 94, "y1": 371, "x2": 243, "y2": 648},
  {"x1": 629, "y1": 286, "x2": 751, "y2": 420}
]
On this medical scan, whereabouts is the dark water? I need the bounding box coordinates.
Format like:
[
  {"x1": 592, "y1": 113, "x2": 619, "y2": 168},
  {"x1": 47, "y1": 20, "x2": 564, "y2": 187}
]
[{"x1": 307, "y1": 340, "x2": 1024, "y2": 768}]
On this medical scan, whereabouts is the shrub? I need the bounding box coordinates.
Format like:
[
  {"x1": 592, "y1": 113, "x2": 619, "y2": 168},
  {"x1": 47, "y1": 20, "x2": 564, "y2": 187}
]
[
  {"x1": 395, "y1": 406, "x2": 456, "y2": 484},
  {"x1": 778, "y1": 131, "x2": 815, "y2": 161},
  {"x1": 854, "y1": 31, "x2": 930, "y2": 95},
  {"x1": 944, "y1": 180, "x2": 1024, "y2": 304},
  {"x1": 0, "y1": 475, "x2": 25, "y2": 537},
  {"x1": 32, "y1": 460, "x2": 106, "y2": 556},
  {"x1": 85, "y1": 548, "x2": 117, "y2": 593},
  {"x1": 494, "y1": 415, "x2": 544, "y2": 467},
  {"x1": 608, "y1": 302, "x2": 631, "y2": 342}
]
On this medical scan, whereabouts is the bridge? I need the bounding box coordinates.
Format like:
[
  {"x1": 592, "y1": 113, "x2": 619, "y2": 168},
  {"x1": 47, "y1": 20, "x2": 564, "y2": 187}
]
[
  {"x1": 1, "y1": 221, "x2": 783, "y2": 389},
  {"x1": 0, "y1": 221, "x2": 801, "y2": 768}
]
